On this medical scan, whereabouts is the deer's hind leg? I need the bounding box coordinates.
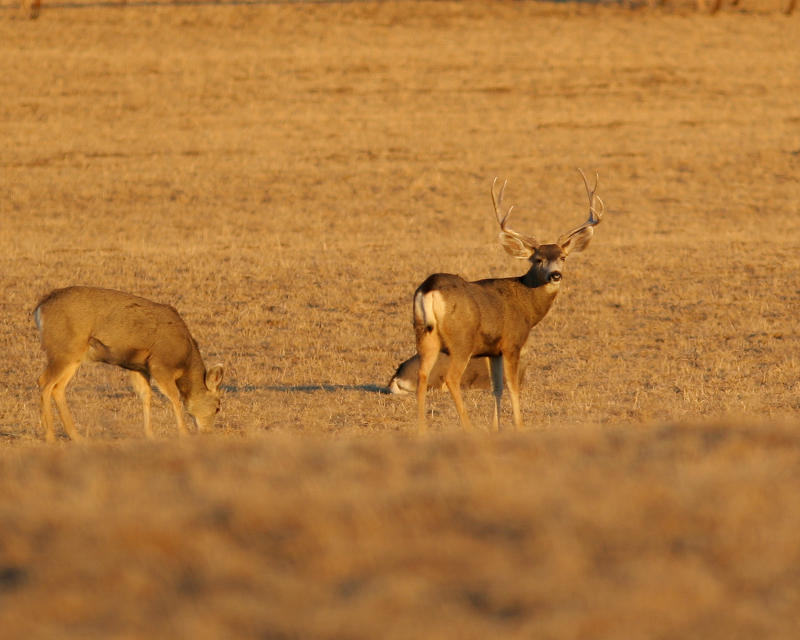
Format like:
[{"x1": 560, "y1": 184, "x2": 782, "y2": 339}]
[
  {"x1": 38, "y1": 364, "x2": 59, "y2": 443},
  {"x1": 415, "y1": 328, "x2": 441, "y2": 435},
  {"x1": 39, "y1": 359, "x2": 83, "y2": 442}
]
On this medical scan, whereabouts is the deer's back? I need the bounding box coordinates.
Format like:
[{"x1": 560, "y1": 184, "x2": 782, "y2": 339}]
[
  {"x1": 35, "y1": 286, "x2": 194, "y2": 367},
  {"x1": 416, "y1": 273, "x2": 511, "y2": 353},
  {"x1": 416, "y1": 273, "x2": 556, "y2": 356}
]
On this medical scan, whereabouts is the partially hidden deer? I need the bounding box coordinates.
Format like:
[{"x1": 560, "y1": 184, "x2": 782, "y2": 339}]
[
  {"x1": 388, "y1": 352, "x2": 528, "y2": 395},
  {"x1": 413, "y1": 170, "x2": 603, "y2": 433},
  {"x1": 33, "y1": 286, "x2": 224, "y2": 442}
]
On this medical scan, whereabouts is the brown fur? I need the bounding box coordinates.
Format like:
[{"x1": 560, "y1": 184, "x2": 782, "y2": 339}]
[{"x1": 34, "y1": 286, "x2": 223, "y2": 442}]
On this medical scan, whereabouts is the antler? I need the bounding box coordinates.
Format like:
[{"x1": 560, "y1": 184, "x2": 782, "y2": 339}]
[
  {"x1": 491, "y1": 177, "x2": 513, "y2": 228},
  {"x1": 558, "y1": 169, "x2": 604, "y2": 246},
  {"x1": 492, "y1": 177, "x2": 539, "y2": 252}
]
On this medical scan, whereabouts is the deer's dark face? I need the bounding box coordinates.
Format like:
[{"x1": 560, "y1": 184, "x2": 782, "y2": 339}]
[{"x1": 530, "y1": 243, "x2": 567, "y2": 285}]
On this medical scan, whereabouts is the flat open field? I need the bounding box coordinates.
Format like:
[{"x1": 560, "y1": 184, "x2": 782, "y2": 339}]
[{"x1": 1, "y1": 1, "x2": 799, "y2": 637}]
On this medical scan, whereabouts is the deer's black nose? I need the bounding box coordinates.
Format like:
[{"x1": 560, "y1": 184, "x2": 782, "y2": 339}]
[{"x1": 549, "y1": 272, "x2": 562, "y2": 283}]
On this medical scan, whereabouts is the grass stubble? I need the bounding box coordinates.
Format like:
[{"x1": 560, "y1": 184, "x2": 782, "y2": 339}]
[{"x1": 1, "y1": 1, "x2": 799, "y2": 637}]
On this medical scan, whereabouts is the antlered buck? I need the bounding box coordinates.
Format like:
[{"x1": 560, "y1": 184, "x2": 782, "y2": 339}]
[
  {"x1": 413, "y1": 170, "x2": 603, "y2": 433},
  {"x1": 34, "y1": 286, "x2": 224, "y2": 442}
]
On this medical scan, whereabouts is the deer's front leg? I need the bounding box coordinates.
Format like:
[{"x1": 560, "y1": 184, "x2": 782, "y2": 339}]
[
  {"x1": 503, "y1": 351, "x2": 524, "y2": 431},
  {"x1": 489, "y1": 356, "x2": 504, "y2": 432},
  {"x1": 444, "y1": 352, "x2": 474, "y2": 431},
  {"x1": 129, "y1": 371, "x2": 154, "y2": 439}
]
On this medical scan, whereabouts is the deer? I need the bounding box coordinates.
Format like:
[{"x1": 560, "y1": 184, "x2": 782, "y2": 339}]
[
  {"x1": 33, "y1": 286, "x2": 224, "y2": 442},
  {"x1": 413, "y1": 170, "x2": 603, "y2": 434},
  {"x1": 388, "y1": 352, "x2": 528, "y2": 395}
]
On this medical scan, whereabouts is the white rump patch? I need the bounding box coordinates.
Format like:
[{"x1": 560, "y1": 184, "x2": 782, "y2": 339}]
[
  {"x1": 414, "y1": 290, "x2": 445, "y2": 331},
  {"x1": 413, "y1": 290, "x2": 426, "y2": 326}
]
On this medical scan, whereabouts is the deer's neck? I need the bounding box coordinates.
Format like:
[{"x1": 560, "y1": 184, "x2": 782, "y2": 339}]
[
  {"x1": 176, "y1": 342, "x2": 208, "y2": 399},
  {"x1": 516, "y1": 275, "x2": 560, "y2": 327}
]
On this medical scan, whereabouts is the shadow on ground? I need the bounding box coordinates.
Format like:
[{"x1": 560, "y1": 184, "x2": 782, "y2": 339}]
[{"x1": 223, "y1": 383, "x2": 391, "y2": 395}]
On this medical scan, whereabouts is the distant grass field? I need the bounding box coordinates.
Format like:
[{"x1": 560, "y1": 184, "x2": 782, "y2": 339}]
[{"x1": 1, "y1": 1, "x2": 799, "y2": 637}]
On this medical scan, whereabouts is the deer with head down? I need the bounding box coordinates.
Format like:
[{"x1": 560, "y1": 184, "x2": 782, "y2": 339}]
[
  {"x1": 413, "y1": 170, "x2": 603, "y2": 433},
  {"x1": 388, "y1": 352, "x2": 528, "y2": 395},
  {"x1": 34, "y1": 286, "x2": 224, "y2": 442}
]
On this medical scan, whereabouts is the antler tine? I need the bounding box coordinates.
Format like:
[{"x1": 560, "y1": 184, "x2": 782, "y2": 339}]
[
  {"x1": 558, "y1": 169, "x2": 604, "y2": 246},
  {"x1": 491, "y1": 177, "x2": 539, "y2": 251},
  {"x1": 592, "y1": 193, "x2": 605, "y2": 221},
  {"x1": 491, "y1": 177, "x2": 514, "y2": 228},
  {"x1": 578, "y1": 168, "x2": 604, "y2": 223}
]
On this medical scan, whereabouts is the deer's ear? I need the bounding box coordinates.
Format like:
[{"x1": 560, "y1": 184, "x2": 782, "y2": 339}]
[
  {"x1": 499, "y1": 232, "x2": 536, "y2": 259},
  {"x1": 560, "y1": 227, "x2": 594, "y2": 256},
  {"x1": 206, "y1": 364, "x2": 224, "y2": 392}
]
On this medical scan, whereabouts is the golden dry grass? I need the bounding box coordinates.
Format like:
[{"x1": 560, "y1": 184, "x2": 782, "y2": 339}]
[
  {"x1": 1, "y1": 1, "x2": 800, "y2": 637},
  {"x1": 2, "y1": 425, "x2": 800, "y2": 639}
]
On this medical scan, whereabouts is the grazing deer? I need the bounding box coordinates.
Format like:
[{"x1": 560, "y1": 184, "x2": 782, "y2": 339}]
[
  {"x1": 414, "y1": 170, "x2": 603, "y2": 433},
  {"x1": 33, "y1": 286, "x2": 224, "y2": 442},
  {"x1": 389, "y1": 354, "x2": 492, "y2": 394},
  {"x1": 388, "y1": 352, "x2": 528, "y2": 395}
]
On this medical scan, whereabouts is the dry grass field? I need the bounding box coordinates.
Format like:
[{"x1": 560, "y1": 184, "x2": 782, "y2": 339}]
[{"x1": 1, "y1": 0, "x2": 800, "y2": 637}]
